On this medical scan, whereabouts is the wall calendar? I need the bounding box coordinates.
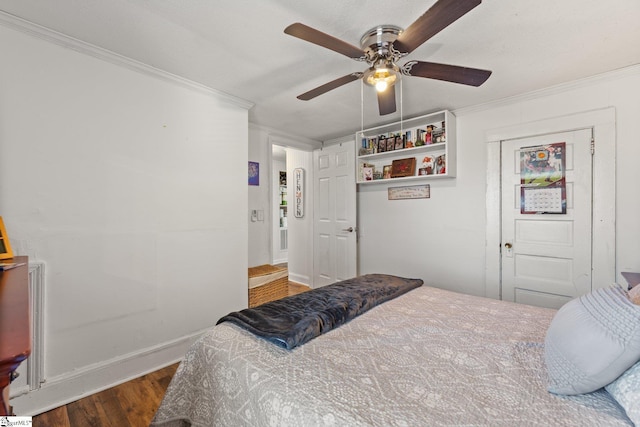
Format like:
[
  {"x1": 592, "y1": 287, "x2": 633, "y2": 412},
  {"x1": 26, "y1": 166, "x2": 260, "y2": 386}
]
[{"x1": 520, "y1": 142, "x2": 566, "y2": 214}]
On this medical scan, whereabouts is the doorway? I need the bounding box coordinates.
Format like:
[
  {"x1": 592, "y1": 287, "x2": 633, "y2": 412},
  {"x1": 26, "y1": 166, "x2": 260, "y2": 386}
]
[
  {"x1": 272, "y1": 145, "x2": 288, "y2": 264},
  {"x1": 485, "y1": 108, "x2": 616, "y2": 305},
  {"x1": 269, "y1": 138, "x2": 315, "y2": 286}
]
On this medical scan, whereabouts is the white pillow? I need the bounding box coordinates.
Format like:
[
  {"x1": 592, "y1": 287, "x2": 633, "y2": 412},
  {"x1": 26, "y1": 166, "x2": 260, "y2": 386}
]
[
  {"x1": 606, "y1": 361, "x2": 640, "y2": 425},
  {"x1": 545, "y1": 284, "x2": 640, "y2": 395}
]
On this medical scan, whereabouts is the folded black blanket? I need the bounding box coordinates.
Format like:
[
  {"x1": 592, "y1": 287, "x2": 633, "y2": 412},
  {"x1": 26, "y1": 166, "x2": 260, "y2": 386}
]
[{"x1": 217, "y1": 274, "x2": 423, "y2": 350}]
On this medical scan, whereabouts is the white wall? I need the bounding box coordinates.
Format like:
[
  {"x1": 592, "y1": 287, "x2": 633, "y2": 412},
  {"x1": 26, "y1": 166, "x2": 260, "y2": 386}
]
[
  {"x1": 286, "y1": 148, "x2": 314, "y2": 286},
  {"x1": 1, "y1": 20, "x2": 250, "y2": 414},
  {"x1": 358, "y1": 66, "x2": 640, "y2": 296},
  {"x1": 248, "y1": 125, "x2": 272, "y2": 267}
]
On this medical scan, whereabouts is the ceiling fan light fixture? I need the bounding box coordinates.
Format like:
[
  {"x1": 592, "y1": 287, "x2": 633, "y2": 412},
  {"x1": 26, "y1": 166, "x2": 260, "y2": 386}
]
[
  {"x1": 375, "y1": 80, "x2": 389, "y2": 92},
  {"x1": 363, "y1": 64, "x2": 399, "y2": 92}
]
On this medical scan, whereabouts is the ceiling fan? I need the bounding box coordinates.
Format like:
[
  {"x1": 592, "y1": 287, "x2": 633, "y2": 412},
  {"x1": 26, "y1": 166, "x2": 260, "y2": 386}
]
[{"x1": 284, "y1": 0, "x2": 492, "y2": 115}]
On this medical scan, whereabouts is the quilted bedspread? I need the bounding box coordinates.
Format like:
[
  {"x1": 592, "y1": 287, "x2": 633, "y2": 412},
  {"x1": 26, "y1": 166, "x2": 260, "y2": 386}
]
[{"x1": 151, "y1": 285, "x2": 631, "y2": 426}]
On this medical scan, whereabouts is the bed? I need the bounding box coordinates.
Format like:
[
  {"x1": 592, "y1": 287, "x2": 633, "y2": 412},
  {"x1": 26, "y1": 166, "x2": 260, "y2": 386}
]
[{"x1": 150, "y1": 274, "x2": 640, "y2": 426}]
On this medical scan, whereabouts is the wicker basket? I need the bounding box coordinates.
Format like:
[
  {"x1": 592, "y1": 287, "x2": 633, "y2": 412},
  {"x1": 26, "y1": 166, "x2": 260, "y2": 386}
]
[{"x1": 248, "y1": 264, "x2": 288, "y2": 308}]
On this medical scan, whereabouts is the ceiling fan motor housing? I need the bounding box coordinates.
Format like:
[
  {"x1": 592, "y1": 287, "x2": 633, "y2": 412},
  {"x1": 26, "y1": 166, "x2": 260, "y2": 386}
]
[{"x1": 360, "y1": 25, "x2": 404, "y2": 64}]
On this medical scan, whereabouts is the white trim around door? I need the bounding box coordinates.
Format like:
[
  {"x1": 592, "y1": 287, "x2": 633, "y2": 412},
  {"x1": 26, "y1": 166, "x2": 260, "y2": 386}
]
[{"x1": 485, "y1": 108, "x2": 616, "y2": 300}]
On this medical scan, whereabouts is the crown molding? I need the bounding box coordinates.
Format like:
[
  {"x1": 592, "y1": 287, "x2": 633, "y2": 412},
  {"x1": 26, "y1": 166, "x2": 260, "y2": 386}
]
[
  {"x1": 454, "y1": 64, "x2": 640, "y2": 117},
  {"x1": 249, "y1": 122, "x2": 322, "y2": 150},
  {"x1": 0, "y1": 11, "x2": 254, "y2": 111}
]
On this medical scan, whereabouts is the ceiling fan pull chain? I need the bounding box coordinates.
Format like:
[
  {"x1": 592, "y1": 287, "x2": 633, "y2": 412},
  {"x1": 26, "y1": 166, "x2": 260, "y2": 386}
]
[
  {"x1": 360, "y1": 79, "x2": 364, "y2": 134},
  {"x1": 400, "y1": 78, "x2": 404, "y2": 135}
]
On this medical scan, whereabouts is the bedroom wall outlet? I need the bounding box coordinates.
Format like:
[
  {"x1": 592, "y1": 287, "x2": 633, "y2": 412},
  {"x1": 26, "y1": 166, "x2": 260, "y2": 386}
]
[
  {"x1": 251, "y1": 210, "x2": 257, "y2": 222},
  {"x1": 257, "y1": 210, "x2": 264, "y2": 221}
]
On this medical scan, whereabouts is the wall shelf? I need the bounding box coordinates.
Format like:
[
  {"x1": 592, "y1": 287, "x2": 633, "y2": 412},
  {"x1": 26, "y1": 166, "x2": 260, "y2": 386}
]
[{"x1": 356, "y1": 110, "x2": 456, "y2": 184}]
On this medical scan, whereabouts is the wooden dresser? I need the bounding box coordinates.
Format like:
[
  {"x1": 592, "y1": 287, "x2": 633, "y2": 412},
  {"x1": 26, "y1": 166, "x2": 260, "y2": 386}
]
[{"x1": 0, "y1": 256, "x2": 30, "y2": 416}]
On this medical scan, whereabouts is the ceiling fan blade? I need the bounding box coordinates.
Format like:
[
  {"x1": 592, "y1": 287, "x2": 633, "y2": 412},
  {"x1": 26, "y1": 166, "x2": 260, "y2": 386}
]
[
  {"x1": 297, "y1": 73, "x2": 362, "y2": 101},
  {"x1": 377, "y1": 85, "x2": 397, "y2": 115},
  {"x1": 393, "y1": 0, "x2": 482, "y2": 54},
  {"x1": 285, "y1": 23, "x2": 365, "y2": 59},
  {"x1": 404, "y1": 61, "x2": 491, "y2": 86}
]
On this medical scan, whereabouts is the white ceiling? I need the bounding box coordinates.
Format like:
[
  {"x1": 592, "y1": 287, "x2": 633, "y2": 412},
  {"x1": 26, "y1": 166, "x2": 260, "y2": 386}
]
[{"x1": 1, "y1": 0, "x2": 639, "y2": 141}]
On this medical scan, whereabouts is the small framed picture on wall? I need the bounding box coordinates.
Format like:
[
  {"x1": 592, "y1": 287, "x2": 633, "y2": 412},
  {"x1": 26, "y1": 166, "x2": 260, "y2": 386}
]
[{"x1": 248, "y1": 161, "x2": 259, "y2": 186}]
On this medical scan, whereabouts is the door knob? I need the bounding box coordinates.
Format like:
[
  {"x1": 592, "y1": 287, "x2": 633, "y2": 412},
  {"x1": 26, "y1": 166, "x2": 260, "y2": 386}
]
[
  {"x1": 342, "y1": 227, "x2": 354, "y2": 232},
  {"x1": 504, "y1": 242, "x2": 512, "y2": 249}
]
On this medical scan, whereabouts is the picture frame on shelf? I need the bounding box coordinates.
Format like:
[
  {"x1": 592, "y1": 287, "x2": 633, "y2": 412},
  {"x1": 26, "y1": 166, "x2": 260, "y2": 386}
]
[
  {"x1": 363, "y1": 166, "x2": 374, "y2": 181},
  {"x1": 432, "y1": 128, "x2": 445, "y2": 143},
  {"x1": 378, "y1": 137, "x2": 386, "y2": 153},
  {"x1": 435, "y1": 154, "x2": 446, "y2": 174},
  {"x1": 0, "y1": 216, "x2": 14, "y2": 260},
  {"x1": 421, "y1": 155, "x2": 435, "y2": 175},
  {"x1": 394, "y1": 135, "x2": 404, "y2": 150},
  {"x1": 383, "y1": 165, "x2": 392, "y2": 179},
  {"x1": 386, "y1": 137, "x2": 394, "y2": 152},
  {"x1": 391, "y1": 158, "x2": 417, "y2": 178}
]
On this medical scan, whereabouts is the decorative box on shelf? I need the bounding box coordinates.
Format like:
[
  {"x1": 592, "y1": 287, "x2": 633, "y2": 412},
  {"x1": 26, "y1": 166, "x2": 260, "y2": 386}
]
[{"x1": 356, "y1": 110, "x2": 456, "y2": 184}]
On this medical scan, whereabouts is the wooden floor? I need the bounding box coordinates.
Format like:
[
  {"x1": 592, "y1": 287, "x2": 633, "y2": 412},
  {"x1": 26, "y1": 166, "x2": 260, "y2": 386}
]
[
  {"x1": 32, "y1": 363, "x2": 179, "y2": 426},
  {"x1": 32, "y1": 281, "x2": 310, "y2": 426},
  {"x1": 287, "y1": 280, "x2": 310, "y2": 296}
]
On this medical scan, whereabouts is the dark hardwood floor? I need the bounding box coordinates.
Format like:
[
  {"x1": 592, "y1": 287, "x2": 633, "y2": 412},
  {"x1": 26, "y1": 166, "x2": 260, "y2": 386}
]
[
  {"x1": 32, "y1": 281, "x2": 310, "y2": 426},
  {"x1": 32, "y1": 363, "x2": 178, "y2": 426}
]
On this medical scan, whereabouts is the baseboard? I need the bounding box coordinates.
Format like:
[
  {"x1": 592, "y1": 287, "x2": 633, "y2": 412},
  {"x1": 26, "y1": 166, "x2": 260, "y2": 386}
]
[
  {"x1": 289, "y1": 272, "x2": 310, "y2": 286},
  {"x1": 10, "y1": 329, "x2": 207, "y2": 416}
]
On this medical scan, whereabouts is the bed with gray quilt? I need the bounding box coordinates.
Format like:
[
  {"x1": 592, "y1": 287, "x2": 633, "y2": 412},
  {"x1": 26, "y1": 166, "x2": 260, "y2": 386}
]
[{"x1": 151, "y1": 274, "x2": 640, "y2": 426}]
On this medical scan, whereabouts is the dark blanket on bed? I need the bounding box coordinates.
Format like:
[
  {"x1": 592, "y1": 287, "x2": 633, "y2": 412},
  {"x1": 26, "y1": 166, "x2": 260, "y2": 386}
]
[{"x1": 217, "y1": 274, "x2": 423, "y2": 350}]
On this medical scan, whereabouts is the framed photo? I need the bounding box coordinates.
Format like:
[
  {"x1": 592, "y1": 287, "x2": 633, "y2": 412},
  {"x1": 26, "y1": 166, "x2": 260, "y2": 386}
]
[
  {"x1": 435, "y1": 154, "x2": 446, "y2": 174},
  {"x1": 391, "y1": 158, "x2": 417, "y2": 178},
  {"x1": 386, "y1": 137, "x2": 394, "y2": 152},
  {"x1": 0, "y1": 216, "x2": 14, "y2": 260},
  {"x1": 394, "y1": 135, "x2": 404, "y2": 150},
  {"x1": 378, "y1": 137, "x2": 386, "y2": 153},
  {"x1": 248, "y1": 161, "x2": 259, "y2": 186},
  {"x1": 383, "y1": 165, "x2": 392, "y2": 179},
  {"x1": 362, "y1": 166, "x2": 374, "y2": 181}
]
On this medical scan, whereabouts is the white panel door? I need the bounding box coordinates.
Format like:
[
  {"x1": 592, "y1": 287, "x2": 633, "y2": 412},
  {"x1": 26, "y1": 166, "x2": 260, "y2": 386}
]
[
  {"x1": 313, "y1": 141, "x2": 357, "y2": 287},
  {"x1": 501, "y1": 129, "x2": 592, "y2": 309}
]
